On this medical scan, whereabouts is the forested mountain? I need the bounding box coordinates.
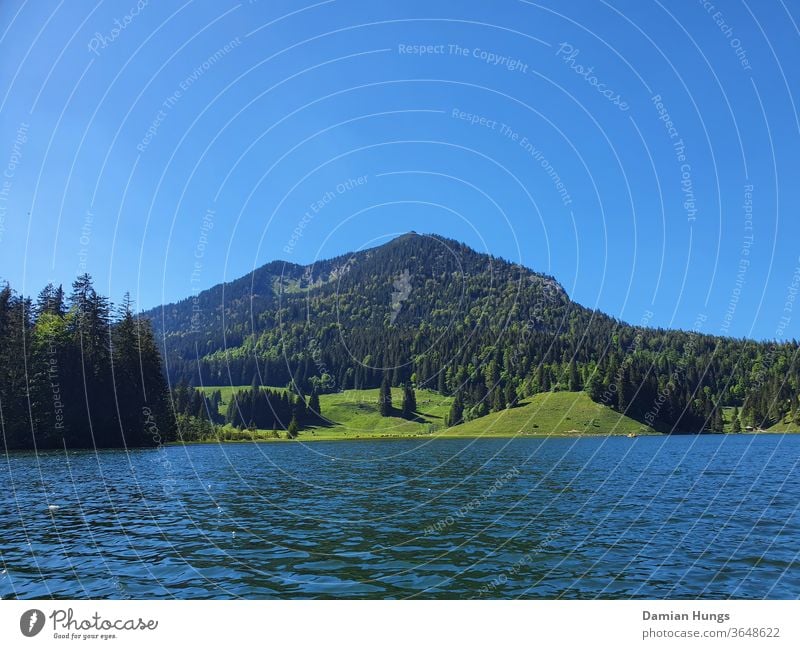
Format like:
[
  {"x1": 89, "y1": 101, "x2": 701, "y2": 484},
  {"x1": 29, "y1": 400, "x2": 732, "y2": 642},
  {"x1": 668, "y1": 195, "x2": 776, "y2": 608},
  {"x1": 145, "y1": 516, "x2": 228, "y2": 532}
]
[
  {"x1": 144, "y1": 233, "x2": 800, "y2": 433},
  {"x1": 0, "y1": 276, "x2": 174, "y2": 450}
]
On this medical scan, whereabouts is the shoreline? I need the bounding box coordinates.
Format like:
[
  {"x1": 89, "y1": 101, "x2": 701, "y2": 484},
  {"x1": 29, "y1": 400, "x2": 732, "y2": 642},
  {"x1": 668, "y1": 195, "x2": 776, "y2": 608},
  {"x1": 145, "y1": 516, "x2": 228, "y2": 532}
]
[
  {"x1": 4, "y1": 431, "x2": 795, "y2": 454},
  {"x1": 167, "y1": 429, "x2": 798, "y2": 446}
]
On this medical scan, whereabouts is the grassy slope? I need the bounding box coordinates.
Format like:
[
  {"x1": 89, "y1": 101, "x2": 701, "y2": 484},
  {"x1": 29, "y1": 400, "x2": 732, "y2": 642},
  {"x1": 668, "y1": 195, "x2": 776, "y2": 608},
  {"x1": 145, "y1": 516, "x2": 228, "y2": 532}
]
[
  {"x1": 765, "y1": 416, "x2": 800, "y2": 433},
  {"x1": 200, "y1": 386, "x2": 453, "y2": 440},
  {"x1": 200, "y1": 387, "x2": 655, "y2": 439},
  {"x1": 307, "y1": 387, "x2": 453, "y2": 439},
  {"x1": 444, "y1": 391, "x2": 656, "y2": 437},
  {"x1": 197, "y1": 386, "x2": 799, "y2": 440},
  {"x1": 721, "y1": 406, "x2": 799, "y2": 433}
]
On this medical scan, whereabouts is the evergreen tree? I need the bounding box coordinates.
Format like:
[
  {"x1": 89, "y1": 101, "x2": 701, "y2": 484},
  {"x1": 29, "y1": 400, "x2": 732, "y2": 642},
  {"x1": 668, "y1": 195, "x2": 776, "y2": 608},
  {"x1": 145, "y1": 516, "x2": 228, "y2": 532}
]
[
  {"x1": 491, "y1": 386, "x2": 506, "y2": 412},
  {"x1": 287, "y1": 416, "x2": 299, "y2": 439},
  {"x1": 0, "y1": 278, "x2": 173, "y2": 449},
  {"x1": 504, "y1": 380, "x2": 516, "y2": 408},
  {"x1": 586, "y1": 372, "x2": 604, "y2": 402},
  {"x1": 36, "y1": 283, "x2": 65, "y2": 316},
  {"x1": 617, "y1": 363, "x2": 632, "y2": 413},
  {"x1": 309, "y1": 389, "x2": 321, "y2": 418},
  {"x1": 293, "y1": 394, "x2": 308, "y2": 421},
  {"x1": 447, "y1": 395, "x2": 464, "y2": 427},
  {"x1": 568, "y1": 359, "x2": 581, "y2": 391},
  {"x1": 710, "y1": 405, "x2": 724, "y2": 432},
  {"x1": 226, "y1": 394, "x2": 241, "y2": 428},
  {"x1": 379, "y1": 374, "x2": 392, "y2": 416},
  {"x1": 402, "y1": 383, "x2": 416, "y2": 417},
  {"x1": 731, "y1": 406, "x2": 742, "y2": 433}
]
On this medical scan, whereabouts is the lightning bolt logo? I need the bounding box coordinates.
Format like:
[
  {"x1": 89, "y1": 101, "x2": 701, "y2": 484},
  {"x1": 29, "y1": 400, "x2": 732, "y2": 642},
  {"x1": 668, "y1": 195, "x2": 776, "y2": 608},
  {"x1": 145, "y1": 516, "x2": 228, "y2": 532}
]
[{"x1": 20, "y1": 608, "x2": 45, "y2": 637}]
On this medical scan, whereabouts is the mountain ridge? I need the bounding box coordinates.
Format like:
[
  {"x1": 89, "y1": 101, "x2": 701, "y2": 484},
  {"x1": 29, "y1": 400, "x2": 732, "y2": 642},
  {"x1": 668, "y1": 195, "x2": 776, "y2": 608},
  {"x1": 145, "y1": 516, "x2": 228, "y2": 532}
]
[{"x1": 143, "y1": 232, "x2": 800, "y2": 434}]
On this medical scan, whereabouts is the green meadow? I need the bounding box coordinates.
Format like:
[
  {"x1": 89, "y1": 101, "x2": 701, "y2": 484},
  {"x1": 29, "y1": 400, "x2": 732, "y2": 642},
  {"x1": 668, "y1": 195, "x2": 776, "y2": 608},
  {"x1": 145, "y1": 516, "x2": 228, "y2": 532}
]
[
  {"x1": 442, "y1": 391, "x2": 655, "y2": 437},
  {"x1": 196, "y1": 386, "x2": 656, "y2": 441}
]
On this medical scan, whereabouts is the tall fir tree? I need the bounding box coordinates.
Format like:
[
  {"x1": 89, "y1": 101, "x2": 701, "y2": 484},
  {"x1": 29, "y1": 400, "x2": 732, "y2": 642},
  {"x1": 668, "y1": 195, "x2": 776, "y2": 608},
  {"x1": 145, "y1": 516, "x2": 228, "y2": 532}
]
[
  {"x1": 731, "y1": 406, "x2": 742, "y2": 433},
  {"x1": 379, "y1": 374, "x2": 392, "y2": 417},
  {"x1": 401, "y1": 383, "x2": 416, "y2": 417}
]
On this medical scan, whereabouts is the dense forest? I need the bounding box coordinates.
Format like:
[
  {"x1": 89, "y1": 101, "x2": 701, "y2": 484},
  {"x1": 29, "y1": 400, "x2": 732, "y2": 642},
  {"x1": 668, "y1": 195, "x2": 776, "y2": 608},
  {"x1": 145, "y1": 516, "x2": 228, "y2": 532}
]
[
  {"x1": 144, "y1": 233, "x2": 800, "y2": 434},
  {"x1": 3, "y1": 234, "x2": 800, "y2": 450},
  {"x1": 0, "y1": 275, "x2": 174, "y2": 450},
  {"x1": 170, "y1": 382, "x2": 322, "y2": 439}
]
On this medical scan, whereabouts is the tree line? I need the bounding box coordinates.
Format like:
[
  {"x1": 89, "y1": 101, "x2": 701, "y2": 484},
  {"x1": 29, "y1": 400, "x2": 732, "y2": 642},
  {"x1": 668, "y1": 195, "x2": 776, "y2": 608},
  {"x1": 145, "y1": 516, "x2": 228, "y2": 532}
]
[
  {"x1": 170, "y1": 382, "x2": 324, "y2": 440},
  {"x1": 378, "y1": 377, "x2": 417, "y2": 418},
  {"x1": 0, "y1": 276, "x2": 174, "y2": 450},
  {"x1": 144, "y1": 234, "x2": 800, "y2": 434},
  {"x1": 6, "y1": 233, "x2": 800, "y2": 447}
]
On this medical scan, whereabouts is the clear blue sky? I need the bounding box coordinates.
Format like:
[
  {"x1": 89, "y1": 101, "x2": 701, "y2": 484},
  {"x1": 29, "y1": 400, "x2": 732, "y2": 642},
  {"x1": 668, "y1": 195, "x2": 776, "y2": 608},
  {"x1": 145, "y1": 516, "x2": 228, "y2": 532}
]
[{"x1": 1, "y1": 0, "x2": 798, "y2": 340}]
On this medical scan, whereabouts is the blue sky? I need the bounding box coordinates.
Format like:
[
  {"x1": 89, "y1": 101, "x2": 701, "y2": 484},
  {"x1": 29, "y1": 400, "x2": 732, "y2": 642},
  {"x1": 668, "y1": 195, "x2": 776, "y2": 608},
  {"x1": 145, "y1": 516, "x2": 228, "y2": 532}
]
[{"x1": 0, "y1": 0, "x2": 798, "y2": 340}]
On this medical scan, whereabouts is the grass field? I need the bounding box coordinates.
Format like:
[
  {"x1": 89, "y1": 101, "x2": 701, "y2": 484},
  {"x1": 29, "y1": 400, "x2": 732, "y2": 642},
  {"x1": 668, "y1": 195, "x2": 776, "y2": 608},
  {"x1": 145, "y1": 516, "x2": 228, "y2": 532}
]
[
  {"x1": 197, "y1": 386, "x2": 656, "y2": 440},
  {"x1": 199, "y1": 385, "x2": 454, "y2": 440},
  {"x1": 443, "y1": 391, "x2": 655, "y2": 437},
  {"x1": 720, "y1": 406, "x2": 800, "y2": 433},
  {"x1": 765, "y1": 416, "x2": 800, "y2": 433},
  {"x1": 189, "y1": 386, "x2": 800, "y2": 441}
]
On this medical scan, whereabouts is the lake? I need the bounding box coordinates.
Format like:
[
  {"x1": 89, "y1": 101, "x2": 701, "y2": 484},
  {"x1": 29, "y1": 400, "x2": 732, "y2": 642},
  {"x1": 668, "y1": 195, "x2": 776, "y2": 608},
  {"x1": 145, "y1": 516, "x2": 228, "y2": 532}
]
[{"x1": 1, "y1": 435, "x2": 798, "y2": 598}]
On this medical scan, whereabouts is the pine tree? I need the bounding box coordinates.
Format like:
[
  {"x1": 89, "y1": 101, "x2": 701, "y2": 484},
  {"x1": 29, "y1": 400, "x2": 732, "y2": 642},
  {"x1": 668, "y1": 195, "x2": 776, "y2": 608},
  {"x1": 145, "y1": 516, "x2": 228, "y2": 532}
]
[
  {"x1": 504, "y1": 380, "x2": 516, "y2": 408},
  {"x1": 731, "y1": 406, "x2": 741, "y2": 433},
  {"x1": 401, "y1": 383, "x2": 416, "y2": 418},
  {"x1": 293, "y1": 394, "x2": 308, "y2": 422},
  {"x1": 1, "y1": 278, "x2": 175, "y2": 449},
  {"x1": 711, "y1": 405, "x2": 724, "y2": 432},
  {"x1": 112, "y1": 293, "x2": 144, "y2": 446},
  {"x1": 309, "y1": 389, "x2": 321, "y2": 418},
  {"x1": 586, "y1": 372, "x2": 604, "y2": 402},
  {"x1": 617, "y1": 363, "x2": 632, "y2": 413},
  {"x1": 568, "y1": 359, "x2": 581, "y2": 391},
  {"x1": 226, "y1": 396, "x2": 241, "y2": 428},
  {"x1": 287, "y1": 416, "x2": 299, "y2": 439},
  {"x1": 447, "y1": 395, "x2": 464, "y2": 427},
  {"x1": 36, "y1": 283, "x2": 65, "y2": 316},
  {"x1": 174, "y1": 382, "x2": 190, "y2": 414},
  {"x1": 379, "y1": 374, "x2": 392, "y2": 416},
  {"x1": 491, "y1": 386, "x2": 506, "y2": 412}
]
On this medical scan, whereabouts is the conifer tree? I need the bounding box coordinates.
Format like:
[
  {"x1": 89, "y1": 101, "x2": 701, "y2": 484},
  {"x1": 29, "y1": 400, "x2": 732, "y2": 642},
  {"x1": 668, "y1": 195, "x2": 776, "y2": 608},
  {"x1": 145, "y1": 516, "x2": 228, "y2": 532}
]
[
  {"x1": 731, "y1": 406, "x2": 741, "y2": 433},
  {"x1": 402, "y1": 383, "x2": 416, "y2": 417},
  {"x1": 447, "y1": 395, "x2": 464, "y2": 427},
  {"x1": 379, "y1": 374, "x2": 392, "y2": 416},
  {"x1": 504, "y1": 380, "x2": 516, "y2": 408},
  {"x1": 568, "y1": 359, "x2": 581, "y2": 391},
  {"x1": 586, "y1": 372, "x2": 604, "y2": 402},
  {"x1": 309, "y1": 389, "x2": 321, "y2": 418}
]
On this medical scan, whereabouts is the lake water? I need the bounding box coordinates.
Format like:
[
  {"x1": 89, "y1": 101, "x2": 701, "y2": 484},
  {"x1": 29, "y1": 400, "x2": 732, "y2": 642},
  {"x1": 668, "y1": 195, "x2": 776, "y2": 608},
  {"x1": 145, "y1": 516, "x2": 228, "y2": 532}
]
[{"x1": 1, "y1": 435, "x2": 798, "y2": 599}]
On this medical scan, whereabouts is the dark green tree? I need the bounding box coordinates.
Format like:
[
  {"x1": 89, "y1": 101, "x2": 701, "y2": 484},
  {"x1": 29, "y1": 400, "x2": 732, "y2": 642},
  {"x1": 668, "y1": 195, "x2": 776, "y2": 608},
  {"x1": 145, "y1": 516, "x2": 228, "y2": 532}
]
[
  {"x1": 401, "y1": 383, "x2": 416, "y2": 417},
  {"x1": 379, "y1": 374, "x2": 392, "y2": 416},
  {"x1": 287, "y1": 416, "x2": 299, "y2": 439},
  {"x1": 309, "y1": 389, "x2": 321, "y2": 417},
  {"x1": 0, "y1": 278, "x2": 174, "y2": 449},
  {"x1": 731, "y1": 406, "x2": 742, "y2": 433},
  {"x1": 586, "y1": 372, "x2": 604, "y2": 402},
  {"x1": 568, "y1": 359, "x2": 581, "y2": 391},
  {"x1": 447, "y1": 395, "x2": 464, "y2": 427},
  {"x1": 504, "y1": 380, "x2": 516, "y2": 408}
]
